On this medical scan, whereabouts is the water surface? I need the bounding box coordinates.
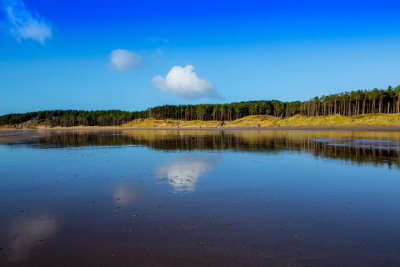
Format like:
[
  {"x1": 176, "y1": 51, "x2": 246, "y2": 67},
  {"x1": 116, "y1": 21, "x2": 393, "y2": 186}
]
[{"x1": 1, "y1": 130, "x2": 400, "y2": 266}]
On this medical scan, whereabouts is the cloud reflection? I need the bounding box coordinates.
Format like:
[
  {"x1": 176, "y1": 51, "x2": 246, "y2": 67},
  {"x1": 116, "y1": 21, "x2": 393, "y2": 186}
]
[
  {"x1": 156, "y1": 155, "x2": 218, "y2": 192},
  {"x1": 113, "y1": 186, "x2": 142, "y2": 205},
  {"x1": 8, "y1": 214, "x2": 57, "y2": 262}
]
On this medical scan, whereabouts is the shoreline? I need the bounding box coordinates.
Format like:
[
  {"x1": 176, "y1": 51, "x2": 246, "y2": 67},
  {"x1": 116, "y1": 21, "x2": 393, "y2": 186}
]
[
  {"x1": 3, "y1": 125, "x2": 400, "y2": 131},
  {"x1": 1, "y1": 125, "x2": 400, "y2": 144}
]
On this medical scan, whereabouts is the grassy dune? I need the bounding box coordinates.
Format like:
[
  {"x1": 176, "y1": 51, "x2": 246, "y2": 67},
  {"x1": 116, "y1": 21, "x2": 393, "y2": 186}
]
[
  {"x1": 122, "y1": 118, "x2": 221, "y2": 128},
  {"x1": 122, "y1": 114, "x2": 400, "y2": 128}
]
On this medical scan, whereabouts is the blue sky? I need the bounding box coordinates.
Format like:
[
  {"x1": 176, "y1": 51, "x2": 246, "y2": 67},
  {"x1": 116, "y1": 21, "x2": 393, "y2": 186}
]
[{"x1": 1, "y1": 0, "x2": 400, "y2": 115}]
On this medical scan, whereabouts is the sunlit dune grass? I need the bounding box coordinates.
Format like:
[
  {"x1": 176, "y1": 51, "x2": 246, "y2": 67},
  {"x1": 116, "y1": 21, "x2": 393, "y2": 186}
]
[
  {"x1": 121, "y1": 118, "x2": 179, "y2": 128},
  {"x1": 224, "y1": 115, "x2": 279, "y2": 127},
  {"x1": 181, "y1": 120, "x2": 221, "y2": 127},
  {"x1": 122, "y1": 114, "x2": 400, "y2": 128},
  {"x1": 275, "y1": 114, "x2": 400, "y2": 127}
]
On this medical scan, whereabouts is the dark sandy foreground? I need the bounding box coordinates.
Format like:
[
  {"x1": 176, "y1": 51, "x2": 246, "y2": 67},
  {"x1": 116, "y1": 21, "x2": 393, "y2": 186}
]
[{"x1": 1, "y1": 126, "x2": 400, "y2": 144}]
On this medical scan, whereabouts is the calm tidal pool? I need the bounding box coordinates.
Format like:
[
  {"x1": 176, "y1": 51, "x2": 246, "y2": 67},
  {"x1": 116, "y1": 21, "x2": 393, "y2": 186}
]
[{"x1": 0, "y1": 130, "x2": 400, "y2": 266}]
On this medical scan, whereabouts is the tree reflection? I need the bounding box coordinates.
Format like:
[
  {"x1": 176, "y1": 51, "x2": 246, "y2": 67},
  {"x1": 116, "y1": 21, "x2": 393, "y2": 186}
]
[{"x1": 12, "y1": 130, "x2": 400, "y2": 168}]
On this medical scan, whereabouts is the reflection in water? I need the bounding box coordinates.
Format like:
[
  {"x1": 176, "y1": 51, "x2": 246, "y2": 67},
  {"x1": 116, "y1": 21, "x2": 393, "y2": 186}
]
[
  {"x1": 316, "y1": 138, "x2": 400, "y2": 150},
  {"x1": 156, "y1": 156, "x2": 218, "y2": 192},
  {"x1": 8, "y1": 214, "x2": 57, "y2": 262},
  {"x1": 113, "y1": 186, "x2": 142, "y2": 205},
  {"x1": 2, "y1": 130, "x2": 400, "y2": 266},
  {"x1": 9, "y1": 130, "x2": 400, "y2": 168}
]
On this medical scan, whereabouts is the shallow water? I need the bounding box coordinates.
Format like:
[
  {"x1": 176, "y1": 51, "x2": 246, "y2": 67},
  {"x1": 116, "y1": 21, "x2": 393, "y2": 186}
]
[{"x1": 1, "y1": 130, "x2": 400, "y2": 266}]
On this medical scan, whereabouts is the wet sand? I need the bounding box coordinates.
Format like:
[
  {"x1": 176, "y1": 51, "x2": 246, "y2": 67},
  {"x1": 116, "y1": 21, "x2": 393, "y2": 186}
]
[{"x1": 1, "y1": 130, "x2": 400, "y2": 266}]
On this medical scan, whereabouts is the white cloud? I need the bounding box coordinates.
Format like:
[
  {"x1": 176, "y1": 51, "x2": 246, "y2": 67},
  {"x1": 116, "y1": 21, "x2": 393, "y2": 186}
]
[
  {"x1": 152, "y1": 64, "x2": 220, "y2": 99},
  {"x1": 2, "y1": 0, "x2": 52, "y2": 44},
  {"x1": 110, "y1": 49, "x2": 141, "y2": 71}
]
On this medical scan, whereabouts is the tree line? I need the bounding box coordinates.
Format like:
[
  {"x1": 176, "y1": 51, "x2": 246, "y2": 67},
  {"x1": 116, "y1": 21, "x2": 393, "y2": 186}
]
[
  {"x1": 1, "y1": 86, "x2": 399, "y2": 127},
  {"x1": 148, "y1": 85, "x2": 400, "y2": 119},
  {"x1": 0, "y1": 110, "x2": 147, "y2": 127}
]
